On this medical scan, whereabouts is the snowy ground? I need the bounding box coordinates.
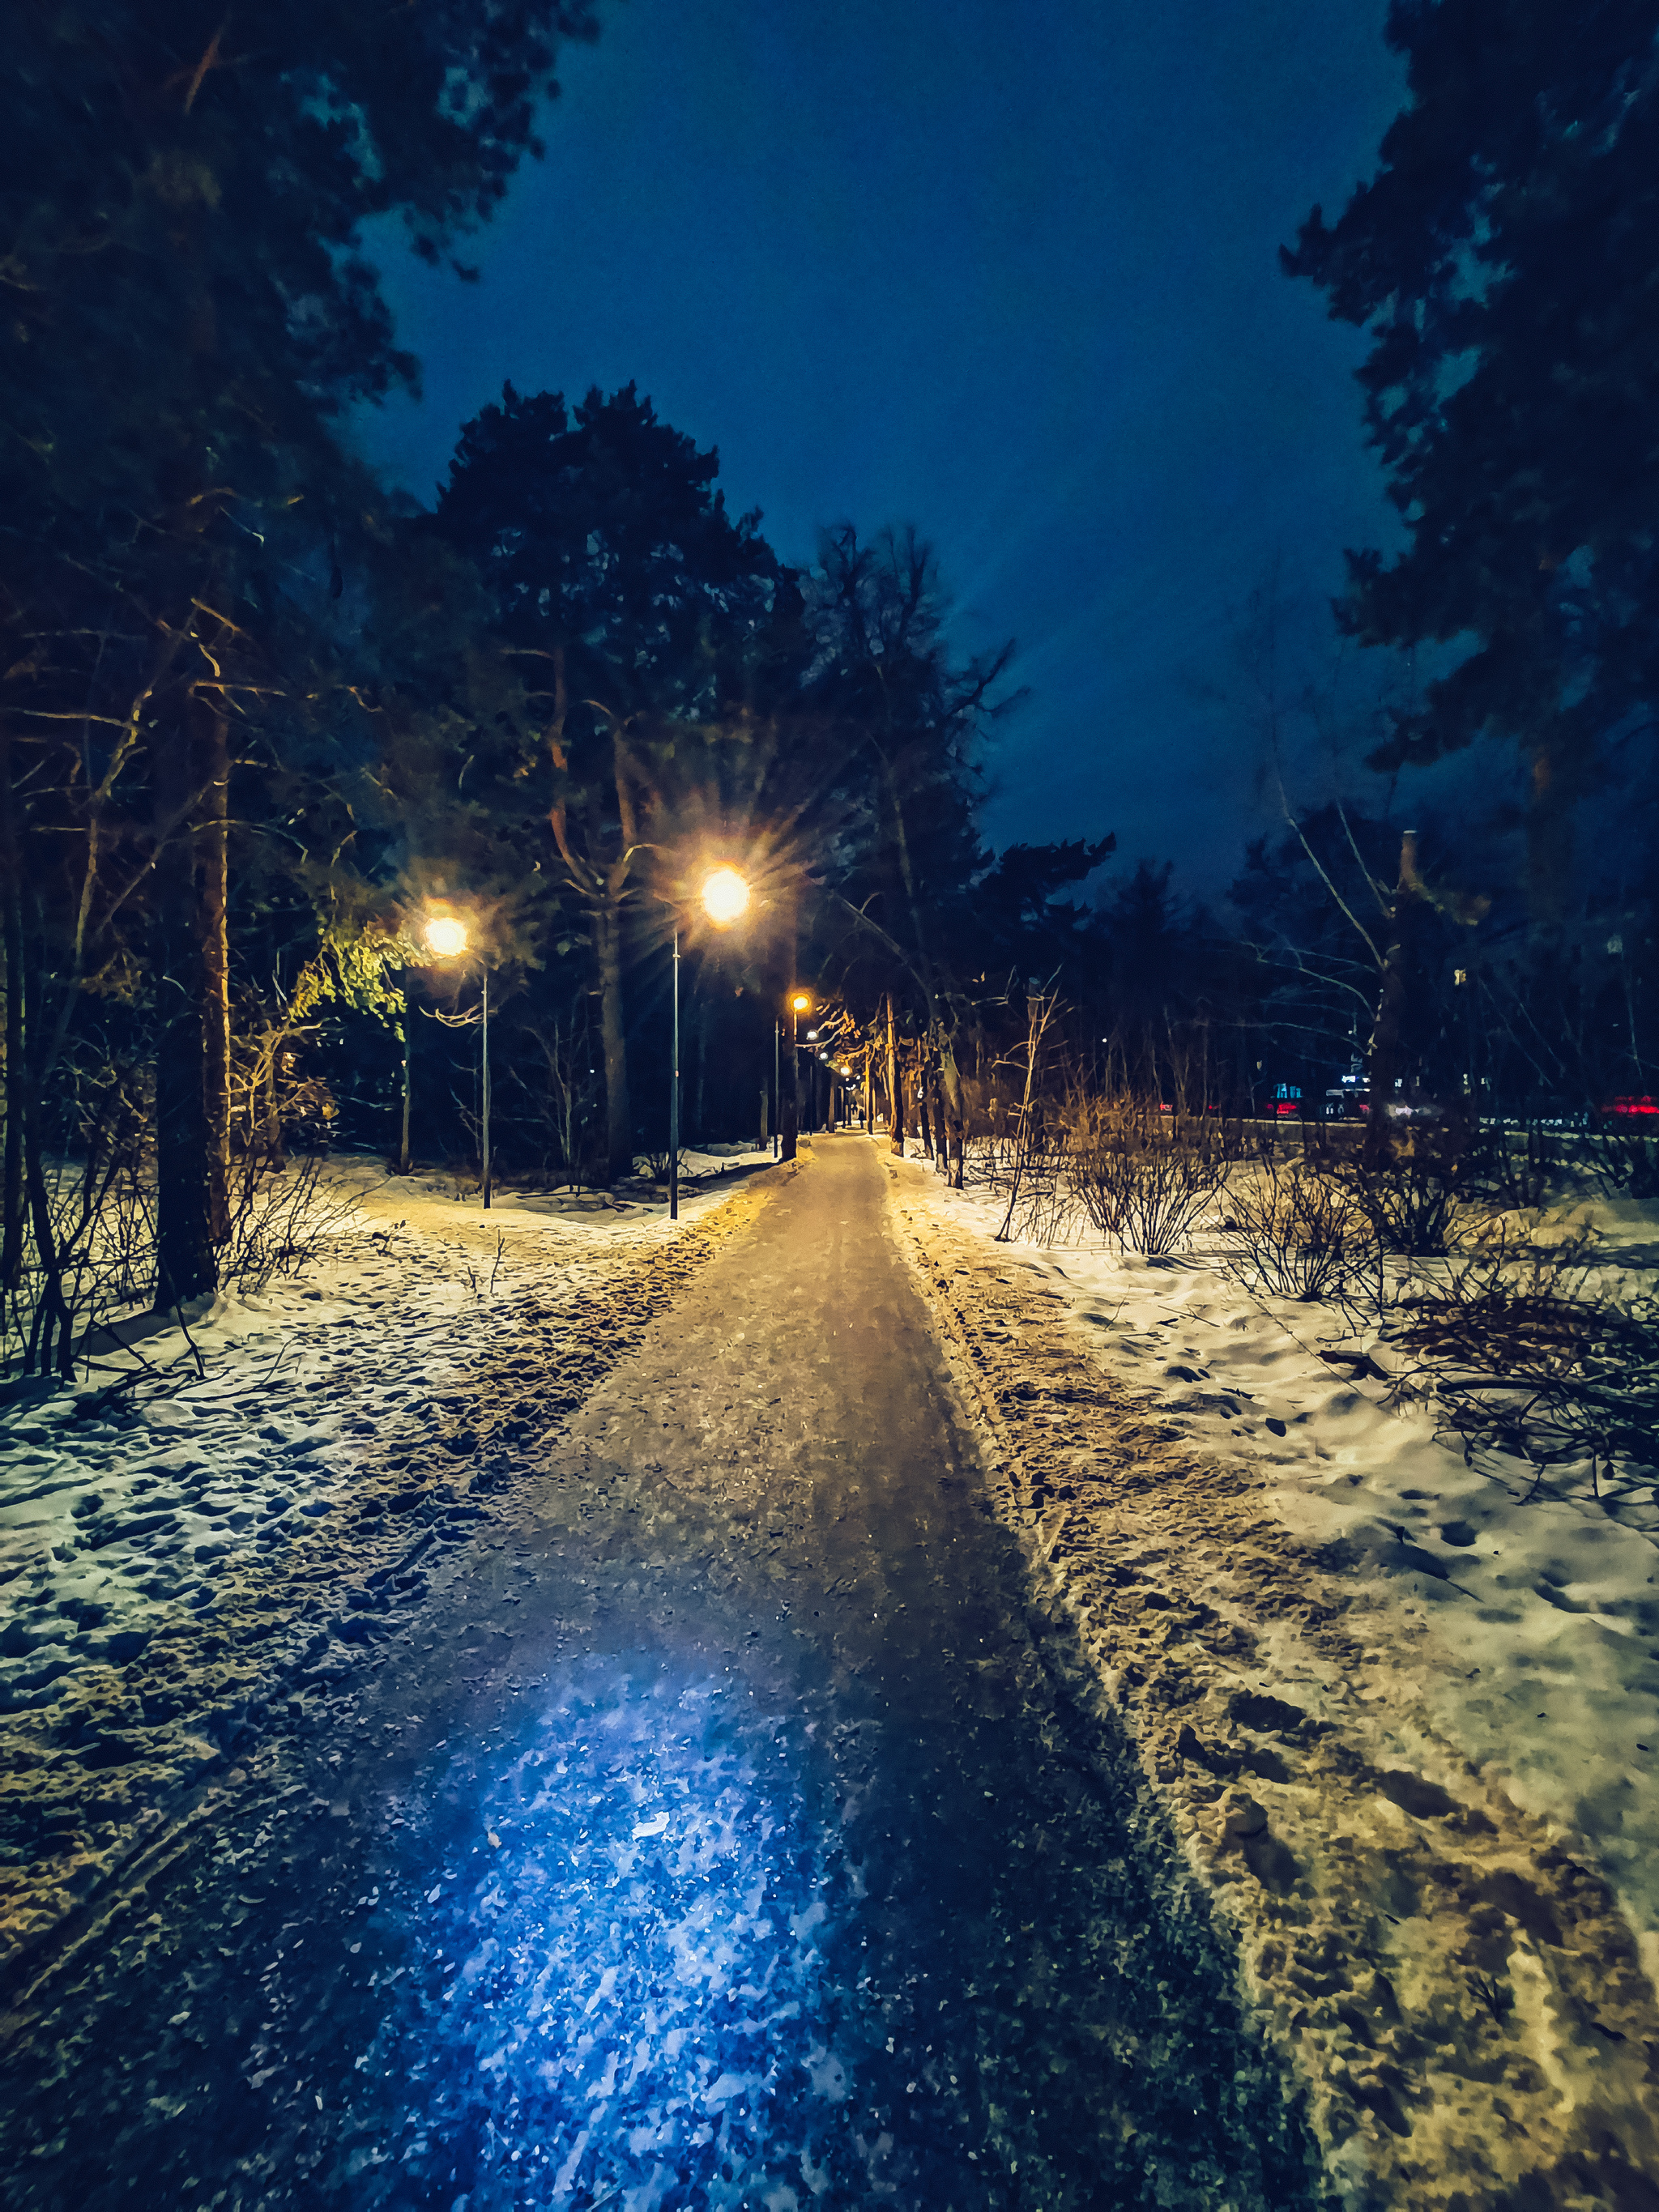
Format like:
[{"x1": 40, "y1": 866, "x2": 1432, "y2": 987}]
[
  {"x1": 12, "y1": 1131, "x2": 1659, "y2": 2204},
  {"x1": 894, "y1": 1154, "x2": 1659, "y2": 1949},
  {"x1": 0, "y1": 1147, "x2": 771, "y2": 1968},
  {"x1": 886, "y1": 1143, "x2": 1659, "y2": 2206},
  {"x1": 0, "y1": 1134, "x2": 1321, "y2": 2212}
]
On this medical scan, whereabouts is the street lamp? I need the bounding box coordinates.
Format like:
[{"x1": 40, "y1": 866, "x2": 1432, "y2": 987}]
[
  {"x1": 669, "y1": 868, "x2": 752, "y2": 1220},
  {"x1": 701, "y1": 867, "x2": 750, "y2": 927},
  {"x1": 785, "y1": 991, "x2": 811, "y2": 1150},
  {"x1": 423, "y1": 911, "x2": 493, "y2": 1209}
]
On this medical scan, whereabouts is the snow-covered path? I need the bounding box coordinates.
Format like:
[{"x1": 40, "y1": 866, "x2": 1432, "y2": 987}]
[{"x1": 0, "y1": 1138, "x2": 1317, "y2": 2211}]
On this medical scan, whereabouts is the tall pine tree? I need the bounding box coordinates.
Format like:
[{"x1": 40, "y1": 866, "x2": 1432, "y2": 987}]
[
  {"x1": 1283, "y1": 0, "x2": 1659, "y2": 913},
  {"x1": 2, "y1": 1, "x2": 601, "y2": 1302}
]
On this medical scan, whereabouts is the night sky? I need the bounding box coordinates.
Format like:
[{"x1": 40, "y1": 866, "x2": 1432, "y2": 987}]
[{"x1": 350, "y1": 0, "x2": 1409, "y2": 893}]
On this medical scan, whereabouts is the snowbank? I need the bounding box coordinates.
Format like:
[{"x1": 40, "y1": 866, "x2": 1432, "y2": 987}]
[
  {"x1": 0, "y1": 1149, "x2": 772, "y2": 1973},
  {"x1": 885, "y1": 1140, "x2": 1659, "y2": 2208}
]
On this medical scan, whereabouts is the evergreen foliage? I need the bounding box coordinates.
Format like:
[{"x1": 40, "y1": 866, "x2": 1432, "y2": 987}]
[{"x1": 1283, "y1": 0, "x2": 1659, "y2": 901}]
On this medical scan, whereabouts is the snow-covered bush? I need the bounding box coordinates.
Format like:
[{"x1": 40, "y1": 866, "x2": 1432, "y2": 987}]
[
  {"x1": 1593, "y1": 1130, "x2": 1659, "y2": 1203},
  {"x1": 1384, "y1": 1234, "x2": 1659, "y2": 1481},
  {"x1": 218, "y1": 1152, "x2": 363, "y2": 1296}
]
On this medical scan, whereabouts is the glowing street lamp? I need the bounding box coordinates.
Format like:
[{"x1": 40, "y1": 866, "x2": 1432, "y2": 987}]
[
  {"x1": 424, "y1": 914, "x2": 468, "y2": 960},
  {"x1": 784, "y1": 991, "x2": 814, "y2": 1150},
  {"x1": 423, "y1": 910, "x2": 493, "y2": 1209},
  {"x1": 667, "y1": 867, "x2": 752, "y2": 1221},
  {"x1": 700, "y1": 867, "x2": 750, "y2": 927}
]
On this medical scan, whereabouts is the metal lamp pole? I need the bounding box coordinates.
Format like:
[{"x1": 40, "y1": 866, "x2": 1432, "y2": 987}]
[
  {"x1": 669, "y1": 927, "x2": 681, "y2": 1221},
  {"x1": 398, "y1": 969, "x2": 413, "y2": 1174},
  {"x1": 480, "y1": 964, "x2": 493, "y2": 1209},
  {"x1": 791, "y1": 998, "x2": 802, "y2": 1147}
]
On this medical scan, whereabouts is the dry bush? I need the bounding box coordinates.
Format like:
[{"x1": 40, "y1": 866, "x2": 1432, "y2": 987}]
[
  {"x1": 1378, "y1": 1233, "x2": 1659, "y2": 1487},
  {"x1": 1465, "y1": 1122, "x2": 1570, "y2": 1213},
  {"x1": 2, "y1": 1145, "x2": 368, "y2": 1391},
  {"x1": 1332, "y1": 1139, "x2": 1468, "y2": 1256},
  {"x1": 217, "y1": 1152, "x2": 364, "y2": 1297},
  {"x1": 1063, "y1": 1098, "x2": 1231, "y2": 1259},
  {"x1": 1002, "y1": 1142, "x2": 1075, "y2": 1245},
  {"x1": 1, "y1": 1059, "x2": 155, "y2": 1378},
  {"x1": 1218, "y1": 1151, "x2": 1377, "y2": 1302},
  {"x1": 1590, "y1": 1129, "x2": 1659, "y2": 1203}
]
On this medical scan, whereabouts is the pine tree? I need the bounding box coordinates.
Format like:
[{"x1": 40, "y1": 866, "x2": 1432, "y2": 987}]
[
  {"x1": 1283, "y1": 0, "x2": 1659, "y2": 913},
  {"x1": 2, "y1": 2, "x2": 601, "y2": 1304},
  {"x1": 436, "y1": 384, "x2": 783, "y2": 1178}
]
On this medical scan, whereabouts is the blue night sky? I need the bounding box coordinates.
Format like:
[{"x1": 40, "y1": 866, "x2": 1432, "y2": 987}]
[{"x1": 349, "y1": 0, "x2": 1410, "y2": 892}]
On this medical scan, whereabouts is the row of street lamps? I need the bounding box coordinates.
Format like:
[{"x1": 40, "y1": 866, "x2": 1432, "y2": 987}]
[{"x1": 416, "y1": 863, "x2": 785, "y2": 1217}]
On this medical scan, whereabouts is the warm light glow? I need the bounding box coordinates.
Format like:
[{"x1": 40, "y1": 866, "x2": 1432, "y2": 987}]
[
  {"x1": 791, "y1": 993, "x2": 810, "y2": 1012},
  {"x1": 424, "y1": 914, "x2": 469, "y2": 958},
  {"x1": 699, "y1": 867, "x2": 750, "y2": 926}
]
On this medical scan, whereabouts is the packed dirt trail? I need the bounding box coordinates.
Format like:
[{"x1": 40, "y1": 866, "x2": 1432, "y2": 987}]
[{"x1": 0, "y1": 1136, "x2": 1322, "y2": 2211}]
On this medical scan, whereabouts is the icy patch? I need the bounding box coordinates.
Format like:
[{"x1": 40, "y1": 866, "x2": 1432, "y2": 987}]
[{"x1": 339, "y1": 1673, "x2": 889, "y2": 2207}]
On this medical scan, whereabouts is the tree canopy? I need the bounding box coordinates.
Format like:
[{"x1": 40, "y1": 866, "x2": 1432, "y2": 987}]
[{"x1": 1284, "y1": 0, "x2": 1659, "y2": 901}]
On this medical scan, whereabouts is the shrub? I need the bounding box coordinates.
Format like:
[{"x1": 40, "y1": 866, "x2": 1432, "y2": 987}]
[
  {"x1": 1064, "y1": 1099, "x2": 1230, "y2": 1259},
  {"x1": 1218, "y1": 1152, "x2": 1375, "y2": 1302},
  {"x1": 1333, "y1": 1140, "x2": 1467, "y2": 1256},
  {"x1": 1382, "y1": 1234, "x2": 1659, "y2": 1488},
  {"x1": 1590, "y1": 1130, "x2": 1659, "y2": 1203}
]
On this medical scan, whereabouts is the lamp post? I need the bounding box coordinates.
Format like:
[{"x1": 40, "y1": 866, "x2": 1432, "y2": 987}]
[
  {"x1": 671, "y1": 867, "x2": 750, "y2": 1220},
  {"x1": 423, "y1": 912, "x2": 491, "y2": 1208},
  {"x1": 783, "y1": 991, "x2": 809, "y2": 1161},
  {"x1": 397, "y1": 962, "x2": 414, "y2": 1174},
  {"x1": 480, "y1": 964, "x2": 492, "y2": 1208},
  {"x1": 669, "y1": 926, "x2": 680, "y2": 1218}
]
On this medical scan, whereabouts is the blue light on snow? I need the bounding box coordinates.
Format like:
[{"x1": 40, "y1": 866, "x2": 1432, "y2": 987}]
[{"x1": 343, "y1": 1660, "x2": 886, "y2": 2210}]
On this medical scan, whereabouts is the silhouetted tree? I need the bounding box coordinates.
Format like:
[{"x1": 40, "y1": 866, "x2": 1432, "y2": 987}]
[
  {"x1": 2, "y1": 1, "x2": 601, "y2": 1306},
  {"x1": 1284, "y1": 0, "x2": 1659, "y2": 913},
  {"x1": 436, "y1": 383, "x2": 782, "y2": 1175}
]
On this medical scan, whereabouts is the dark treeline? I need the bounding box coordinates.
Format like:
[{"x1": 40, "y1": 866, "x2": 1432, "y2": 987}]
[{"x1": 3, "y1": 0, "x2": 1657, "y2": 1376}]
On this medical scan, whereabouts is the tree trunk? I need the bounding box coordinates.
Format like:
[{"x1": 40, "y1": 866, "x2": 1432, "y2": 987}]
[
  {"x1": 259, "y1": 1027, "x2": 285, "y2": 1167},
  {"x1": 151, "y1": 710, "x2": 215, "y2": 1309},
  {"x1": 0, "y1": 728, "x2": 24, "y2": 1294},
  {"x1": 780, "y1": 1021, "x2": 799, "y2": 1161},
  {"x1": 943, "y1": 1071, "x2": 965, "y2": 1188},
  {"x1": 1526, "y1": 737, "x2": 1572, "y2": 927},
  {"x1": 21, "y1": 979, "x2": 72, "y2": 1377},
  {"x1": 195, "y1": 698, "x2": 231, "y2": 1242},
  {"x1": 593, "y1": 895, "x2": 632, "y2": 1181},
  {"x1": 937, "y1": 1021, "x2": 967, "y2": 1189},
  {"x1": 885, "y1": 995, "x2": 904, "y2": 1156},
  {"x1": 1363, "y1": 829, "x2": 1421, "y2": 1169}
]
